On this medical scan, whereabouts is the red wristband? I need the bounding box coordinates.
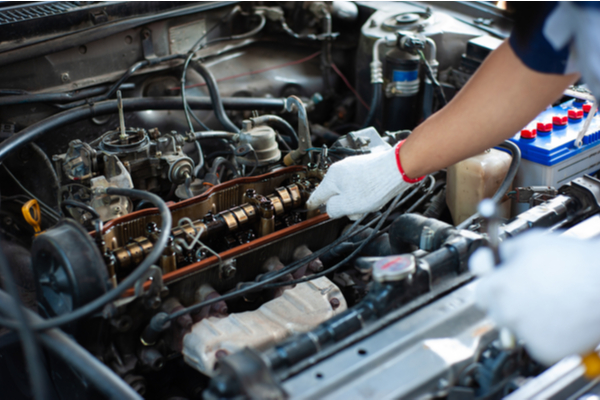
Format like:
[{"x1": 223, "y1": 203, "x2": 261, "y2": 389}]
[{"x1": 394, "y1": 140, "x2": 425, "y2": 184}]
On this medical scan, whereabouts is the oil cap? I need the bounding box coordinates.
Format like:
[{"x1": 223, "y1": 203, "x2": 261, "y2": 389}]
[
  {"x1": 584, "y1": 103, "x2": 593, "y2": 114},
  {"x1": 372, "y1": 255, "x2": 416, "y2": 283}
]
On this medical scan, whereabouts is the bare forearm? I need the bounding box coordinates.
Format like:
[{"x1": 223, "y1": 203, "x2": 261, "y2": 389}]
[{"x1": 400, "y1": 40, "x2": 579, "y2": 178}]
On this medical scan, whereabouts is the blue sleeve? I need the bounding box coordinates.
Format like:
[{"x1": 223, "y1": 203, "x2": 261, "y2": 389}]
[{"x1": 508, "y1": 2, "x2": 570, "y2": 74}]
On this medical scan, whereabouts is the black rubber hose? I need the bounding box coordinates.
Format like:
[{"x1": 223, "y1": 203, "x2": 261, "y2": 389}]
[
  {"x1": 0, "y1": 85, "x2": 109, "y2": 106},
  {"x1": 0, "y1": 289, "x2": 143, "y2": 400},
  {"x1": 193, "y1": 62, "x2": 240, "y2": 133},
  {"x1": 422, "y1": 188, "x2": 447, "y2": 219},
  {"x1": 251, "y1": 115, "x2": 299, "y2": 144},
  {"x1": 22, "y1": 188, "x2": 170, "y2": 331},
  {"x1": 343, "y1": 227, "x2": 392, "y2": 257},
  {"x1": 362, "y1": 82, "x2": 381, "y2": 128},
  {"x1": 30, "y1": 142, "x2": 60, "y2": 208},
  {"x1": 0, "y1": 252, "x2": 49, "y2": 399},
  {"x1": 456, "y1": 140, "x2": 522, "y2": 230},
  {"x1": 389, "y1": 214, "x2": 457, "y2": 253},
  {"x1": 491, "y1": 141, "x2": 521, "y2": 204},
  {"x1": 134, "y1": 199, "x2": 155, "y2": 211},
  {"x1": 210, "y1": 156, "x2": 240, "y2": 178},
  {"x1": 61, "y1": 199, "x2": 101, "y2": 221},
  {"x1": 0, "y1": 96, "x2": 285, "y2": 164}
]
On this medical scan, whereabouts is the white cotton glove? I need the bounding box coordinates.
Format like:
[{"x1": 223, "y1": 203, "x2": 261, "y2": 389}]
[
  {"x1": 306, "y1": 146, "x2": 414, "y2": 220},
  {"x1": 544, "y1": 3, "x2": 600, "y2": 98},
  {"x1": 469, "y1": 230, "x2": 600, "y2": 366}
]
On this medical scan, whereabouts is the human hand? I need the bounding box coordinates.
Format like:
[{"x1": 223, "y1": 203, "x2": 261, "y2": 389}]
[
  {"x1": 306, "y1": 144, "x2": 416, "y2": 220},
  {"x1": 470, "y1": 230, "x2": 600, "y2": 365}
]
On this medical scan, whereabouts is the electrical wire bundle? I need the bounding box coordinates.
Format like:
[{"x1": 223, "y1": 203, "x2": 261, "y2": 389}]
[{"x1": 163, "y1": 176, "x2": 432, "y2": 323}]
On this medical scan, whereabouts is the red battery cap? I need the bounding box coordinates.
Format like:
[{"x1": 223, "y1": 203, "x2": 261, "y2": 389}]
[
  {"x1": 569, "y1": 109, "x2": 584, "y2": 119},
  {"x1": 537, "y1": 122, "x2": 552, "y2": 132},
  {"x1": 583, "y1": 104, "x2": 593, "y2": 113},
  {"x1": 553, "y1": 116, "x2": 568, "y2": 126},
  {"x1": 520, "y1": 129, "x2": 537, "y2": 139}
]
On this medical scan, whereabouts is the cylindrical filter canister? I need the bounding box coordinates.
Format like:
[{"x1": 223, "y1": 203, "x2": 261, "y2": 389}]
[{"x1": 383, "y1": 48, "x2": 420, "y2": 130}]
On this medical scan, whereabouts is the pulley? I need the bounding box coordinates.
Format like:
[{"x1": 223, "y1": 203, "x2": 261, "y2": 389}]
[{"x1": 31, "y1": 219, "x2": 111, "y2": 331}]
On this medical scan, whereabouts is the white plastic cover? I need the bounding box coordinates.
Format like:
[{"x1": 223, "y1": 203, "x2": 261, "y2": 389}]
[{"x1": 182, "y1": 276, "x2": 347, "y2": 375}]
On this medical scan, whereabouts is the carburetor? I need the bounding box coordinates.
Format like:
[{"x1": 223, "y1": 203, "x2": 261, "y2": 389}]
[{"x1": 54, "y1": 126, "x2": 195, "y2": 221}]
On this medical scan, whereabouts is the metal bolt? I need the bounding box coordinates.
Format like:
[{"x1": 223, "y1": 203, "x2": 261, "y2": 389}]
[
  {"x1": 61, "y1": 73, "x2": 70, "y2": 83},
  {"x1": 113, "y1": 206, "x2": 122, "y2": 215},
  {"x1": 155, "y1": 151, "x2": 162, "y2": 157},
  {"x1": 149, "y1": 296, "x2": 161, "y2": 309},
  {"x1": 222, "y1": 263, "x2": 236, "y2": 279},
  {"x1": 330, "y1": 298, "x2": 340, "y2": 309}
]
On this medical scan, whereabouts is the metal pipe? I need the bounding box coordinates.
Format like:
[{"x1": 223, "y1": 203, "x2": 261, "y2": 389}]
[
  {"x1": 0, "y1": 96, "x2": 286, "y2": 164},
  {"x1": 282, "y1": 96, "x2": 313, "y2": 165},
  {"x1": 425, "y1": 37, "x2": 437, "y2": 62}
]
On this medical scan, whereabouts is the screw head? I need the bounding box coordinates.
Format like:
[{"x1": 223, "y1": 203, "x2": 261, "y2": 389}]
[
  {"x1": 330, "y1": 298, "x2": 341, "y2": 309},
  {"x1": 61, "y1": 73, "x2": 70, "y2": 83}
]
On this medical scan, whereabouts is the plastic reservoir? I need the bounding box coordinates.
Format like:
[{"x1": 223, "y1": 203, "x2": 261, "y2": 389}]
[{"x1": 446, "y1": 148, "x2": 512, "y2": 225}]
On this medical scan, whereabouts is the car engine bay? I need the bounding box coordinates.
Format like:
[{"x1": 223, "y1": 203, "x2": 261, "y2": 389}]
[{"x1": 2, "y1": 2, "x2": 600, "y2": 400}]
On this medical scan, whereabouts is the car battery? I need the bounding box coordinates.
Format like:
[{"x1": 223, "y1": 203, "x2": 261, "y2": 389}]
[{"x1": 509, "y1": 98, "x2": 600, "y2": 214}]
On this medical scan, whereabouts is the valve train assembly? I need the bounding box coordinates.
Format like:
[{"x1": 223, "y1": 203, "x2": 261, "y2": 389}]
[{"x1": 2, "y1": 2, "x2": 600, "y2": 400}]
